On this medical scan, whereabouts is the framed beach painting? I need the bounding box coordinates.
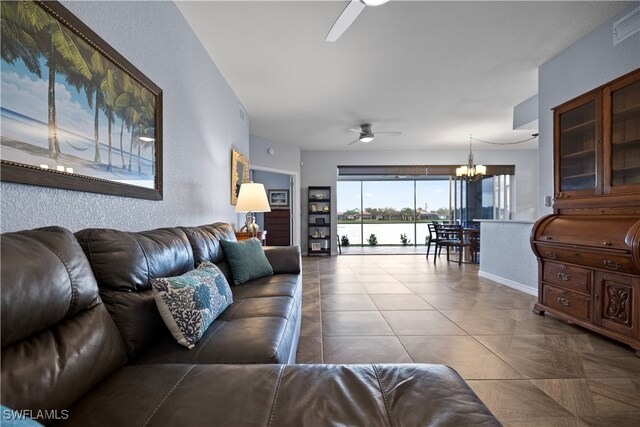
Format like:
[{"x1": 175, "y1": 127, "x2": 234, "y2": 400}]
[{"x1": 0, "y1": 0, "x2": 163, "y2": 199}]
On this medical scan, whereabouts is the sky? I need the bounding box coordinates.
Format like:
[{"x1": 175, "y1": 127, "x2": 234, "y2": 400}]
[{"x1": 337, "y1": 180, "x2": 451, "y2": 213}]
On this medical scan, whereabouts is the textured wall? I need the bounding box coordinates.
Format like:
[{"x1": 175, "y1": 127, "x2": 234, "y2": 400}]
[
  {"x1": 478, "y1": 220, "x2": 538, "y2": 295},
  {"x1": 250, "y1": 134, "x2": 302, "y2": 246},
  {"x1": 250, "y1": 135, "x2": 301, "y2": 176},
  {"x1": 1, "y1": 1, "x2": 249, "y2": 233},
  {"x1": 538, "y1": 2, "x2": 640, "y2": 216}
]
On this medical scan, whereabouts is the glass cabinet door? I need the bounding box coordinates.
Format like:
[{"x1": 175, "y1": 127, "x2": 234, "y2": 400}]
[
  {"x1": 608, "y1": 77, "x2": 640, "y2": 191},
  {"x1": 557, "y1": 97, "x2": 598, "y2": 194}
]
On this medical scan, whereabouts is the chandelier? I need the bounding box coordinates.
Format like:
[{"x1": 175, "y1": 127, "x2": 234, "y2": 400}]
[{"x1": 456, "y1": 134, "x2": 486, "y2": 182}]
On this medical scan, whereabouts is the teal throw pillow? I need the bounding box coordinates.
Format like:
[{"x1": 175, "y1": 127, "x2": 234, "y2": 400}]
[
  {"x1": 151, "y1": 262, "x2": 233, "y2": 349},
  {"x1": 220, "y1": 238, "x2": 274, "y2": 285}
]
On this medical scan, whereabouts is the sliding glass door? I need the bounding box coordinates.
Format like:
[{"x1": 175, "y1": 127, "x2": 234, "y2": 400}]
[
  {"x1": 338, "y1": 173, "x2": 513, "y2": 248},
  {"x1": 337, "y1": 177, "x2": 451, "y2": 246},
  {"x1": 361, "y1": 180, "x2": 415, "y2": 245}
]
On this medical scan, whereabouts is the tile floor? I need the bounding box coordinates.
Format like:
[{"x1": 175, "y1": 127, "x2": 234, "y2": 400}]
[{"x1": 296, "y1": 254, "x2": 640, "y2": 427}]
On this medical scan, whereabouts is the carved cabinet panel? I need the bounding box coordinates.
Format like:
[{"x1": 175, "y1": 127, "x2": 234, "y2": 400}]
[{"x1": 594, "y1": 272, "x2": 637, "y2": 337}]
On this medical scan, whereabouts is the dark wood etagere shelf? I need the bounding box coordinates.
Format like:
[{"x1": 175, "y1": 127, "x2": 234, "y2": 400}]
[
  {"x1": 307, "y1": 186, "x2": 331, "y2": 257},
  {"x1": 532, "y1": 68, "x2": 640, "y2": 357}
]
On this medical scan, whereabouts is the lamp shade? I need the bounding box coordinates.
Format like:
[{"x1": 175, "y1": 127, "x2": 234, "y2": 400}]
[{"x1": 235, "y1": 183, "x2": 272, "y2": 213}]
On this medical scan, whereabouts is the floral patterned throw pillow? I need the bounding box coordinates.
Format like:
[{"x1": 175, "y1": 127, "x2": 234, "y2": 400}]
[{"x1": 151, "y1": 261, "x2": 233, "y2": 349}]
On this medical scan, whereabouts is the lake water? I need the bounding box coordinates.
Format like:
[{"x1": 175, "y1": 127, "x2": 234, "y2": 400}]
[{"x1": 337, "y1": 223, "x2": 431, "y2": 246}]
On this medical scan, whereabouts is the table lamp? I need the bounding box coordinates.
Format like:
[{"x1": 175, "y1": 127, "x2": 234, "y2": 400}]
[{"x1": 235, "y1": 182, "x2": 271, "y2": 236}]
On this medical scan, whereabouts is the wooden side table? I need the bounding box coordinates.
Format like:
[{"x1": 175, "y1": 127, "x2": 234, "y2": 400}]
[{"x1": 234, "y1": 230, "x2": 267, "y2": 246}]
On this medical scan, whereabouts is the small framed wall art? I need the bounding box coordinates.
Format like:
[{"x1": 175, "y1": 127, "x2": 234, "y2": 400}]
[{"x1": 268, "y1": 189, "x2": 289, "y2": 208}]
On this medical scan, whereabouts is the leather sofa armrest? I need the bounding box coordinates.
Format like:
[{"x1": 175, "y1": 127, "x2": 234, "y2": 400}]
[{"x1": 263, "y1": 246, "x2": 301, "y2": 274}]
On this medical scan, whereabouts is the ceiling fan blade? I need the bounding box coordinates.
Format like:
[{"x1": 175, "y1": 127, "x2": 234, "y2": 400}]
[
  {"x1": 348, "y1": 128, "x2": 362, "y2": 133},
  {"x1": 325, "y1": 0, "x2": 366, "y2": 42},
  {"x1": 347, "y1": 138, "x2": 361, "y2": 145},
  {"x1": 374, "y1": 131, "x2": 402, "y2": 136}
]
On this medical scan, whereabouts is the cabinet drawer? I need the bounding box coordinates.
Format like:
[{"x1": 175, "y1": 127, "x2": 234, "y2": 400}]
[
  {"x1": 537, "y1": 244, "x2": 638, "y2": 275},
  {"x1": 543, "y1": 262, "x2": 591, "y2": 294},
  {"x1": 543, "y1": 285, "x2": 591, "y2": 321}
]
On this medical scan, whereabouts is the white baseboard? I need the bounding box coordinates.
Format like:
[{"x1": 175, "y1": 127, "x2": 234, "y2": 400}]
[{"x1": 478, "y1": 270, "x2": 538, "y2": 297}]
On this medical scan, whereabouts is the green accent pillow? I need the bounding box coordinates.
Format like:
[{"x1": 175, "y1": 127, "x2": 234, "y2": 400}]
[
  {"x1": 151, "y1": 262, "x2": 233, "y2": 349},
  {"x1": 220, "y1": 238, "x2": 274, "y2": 285}
]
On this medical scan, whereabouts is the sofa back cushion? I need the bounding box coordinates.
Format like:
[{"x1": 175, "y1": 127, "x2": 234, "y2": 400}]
[
  {"x1": 180, "y1": 222, "x2": 236, "y2": 265},
  {"x1": 75, "y1": 227, "x2": 194, "y2": 359},
  {"x1": 1, "y1": 227, "x2": 127, "y2": 419},
  {"x1": 180, "y1": 222, "x2": 237, "y2": 283}
]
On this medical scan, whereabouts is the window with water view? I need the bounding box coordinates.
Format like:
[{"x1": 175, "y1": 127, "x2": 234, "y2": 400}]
[{"x1": 337, "y1": 175, "x2": 511, "y2": 247}]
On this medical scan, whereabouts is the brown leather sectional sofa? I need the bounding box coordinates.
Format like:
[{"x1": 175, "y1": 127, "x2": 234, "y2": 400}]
[{"x1": 1, "y1": 223, "x2": 500, "y2": 426}]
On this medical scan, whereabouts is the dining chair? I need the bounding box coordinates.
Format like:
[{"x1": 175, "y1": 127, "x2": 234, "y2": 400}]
[
  {"x1": 434, "y1": 224, "x2": 473, "y2": 265},
  {"x1": 467, "y1": 228, "x2": 480, "y2": 264},
  {"x1": 426, "y1": 223, "x2": 440, "y2": 260}
]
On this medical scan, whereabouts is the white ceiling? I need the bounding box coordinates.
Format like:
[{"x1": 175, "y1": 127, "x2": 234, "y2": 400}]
[{"x1": 177, "y1": 1, "x2": 630, "y2": 151}]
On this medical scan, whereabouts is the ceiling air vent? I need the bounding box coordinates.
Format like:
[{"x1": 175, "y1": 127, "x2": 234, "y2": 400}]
[
  {"x1": 613, "y1": 6, "x2": 640, "y2": 45},
  {"x1": 239, "y1": 107, "x2": 246, "y2": 123}
]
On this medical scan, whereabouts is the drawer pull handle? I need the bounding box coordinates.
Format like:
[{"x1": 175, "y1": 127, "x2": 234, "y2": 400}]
[
  {"x1": 557, "y1": 272, "x2": 571, "y2": 281},
  {"x1": 557, "y1": 297, "x2": 571, "y2": 307},
  {"x1": 602, "y1": 241, "x2": 612, "y2": 246},
  {"x1": 545, "y1": 251, "x2": 558, "y2": 260},
  {"x1": 603, "y1": 260, "x2": 622, "y2": 271}
]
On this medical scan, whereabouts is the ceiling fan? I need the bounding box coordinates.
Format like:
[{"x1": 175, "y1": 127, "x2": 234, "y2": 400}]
[
  {"x1": 348, "y1": 123, "x2": 401, "y2": 145},
  {"x1": 325, "y1": 0, "x2": 390, "y2": 42}
]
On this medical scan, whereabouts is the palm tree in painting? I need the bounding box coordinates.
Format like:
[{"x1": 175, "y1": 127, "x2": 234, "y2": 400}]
[
  {"x1": 114, "y1": 75, "x2": 138, "y2": 169},
  {"x1": 128, "y1": 89, "x2": 154, "y2": 173},
  {"x1": 1, "y1": 2, "x2": 42, "y2": 75},
  {"x1": 100, "y1": 66, "x2": 118, "y2": 171},
  {"x1": 124, "y1": 83, "x2": 143, "y2": 172},
  {"x1": 1, "y1": 1, "x2": 91, "y2": 160},
  {"x1": 86, "y1": 50, "x2": 108, "y2": 164}
]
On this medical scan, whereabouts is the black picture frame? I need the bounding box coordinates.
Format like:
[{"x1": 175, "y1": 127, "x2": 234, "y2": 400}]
[{"x1": 1, "y1": 0, "x2": 163, "y2": 200}]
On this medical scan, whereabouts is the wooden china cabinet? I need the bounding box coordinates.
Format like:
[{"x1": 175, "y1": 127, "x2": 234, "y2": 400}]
[{"x1": 531, "y1": 68, "x2": 640, "y2": 356}]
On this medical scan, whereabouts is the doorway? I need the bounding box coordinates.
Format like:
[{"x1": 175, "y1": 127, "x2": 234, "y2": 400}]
[{"x1": 252, "y1": 169, "x2": 296, "y2": 246}]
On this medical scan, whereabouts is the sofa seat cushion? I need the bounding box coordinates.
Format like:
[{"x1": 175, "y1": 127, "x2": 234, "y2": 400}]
[
  {"x1": 230, "y1": 274, "x2": 300, "y2": 299},
  {"x1": 134, "y1": 272, "x2": 302, "y2": 365},
  {"x1": 134, "y1": 310, "x2": 299, "y2": 365},
  {"x1": 59, "y1": 364, "x2": 500, "y2": 427},
  {"x1": 219, "y1": 296, "x2": 295, "y2": 320}
]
